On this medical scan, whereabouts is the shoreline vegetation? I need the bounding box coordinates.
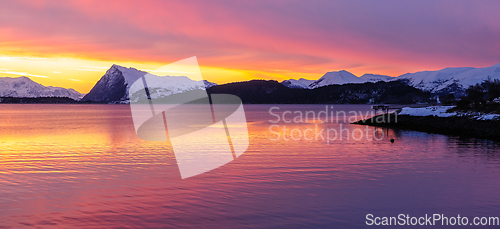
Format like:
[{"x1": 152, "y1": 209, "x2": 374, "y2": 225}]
[
  {"x1": 4, "y1": 97, "x2": 500, "y2": 142},
  {"x1": 352, "y1": 79, "x2": 500, "y2": 142},
  {"x1": 352, "y1": 112, "x2": 500, "y2": 142},
  {"x1": 0, "y1": 97, "x2": 80, "y2": 104},
  {"x1": 0, "y1": 80, "x2": 434, "y2": 104},
  {"x1": 0, "y1": 97, "x2": 119, "y2": 104},
  {"x1": 5, "y1": 79, "x2": 500, "y2": 142}
]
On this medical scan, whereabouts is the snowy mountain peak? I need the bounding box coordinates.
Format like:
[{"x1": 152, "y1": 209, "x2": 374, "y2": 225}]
[
  {"x1": 0, "y1": 76, "x2": 84, "y2": 100},
  {"x1": 308, "y1": 70, "x2": 362, "y2": 89},
  {"x1": 281, "y1": 78, "x2": 315, "y2": 89},
  {"x1": 359, "y1": 74, "x2": 393, "y2": 82},
  {"x1": 81, "y1": 64, "x2": 218, "y2": 103},
  {"x1": 398, "y1": 63, "x2": 500, "y2": 94},
  {"x1": 108, "y1": 64, "x2": 146, "y2": 85},
  {"x1": 281, "y1": 62, "x2": 500, "y2": 94},
  {"x1": 203, "y1": 80, "x2": 218, "y2": 89},
  {"x1": 281, "y1": 70, "x2": 393, "y2": 89}
]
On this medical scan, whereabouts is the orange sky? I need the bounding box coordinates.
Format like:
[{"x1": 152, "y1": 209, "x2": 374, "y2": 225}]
[{"x1": 1, "y1": 0, "x2": 500, "y2": 93}]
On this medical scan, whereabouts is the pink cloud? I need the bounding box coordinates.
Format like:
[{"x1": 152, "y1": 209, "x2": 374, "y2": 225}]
[{"x1": 1, "y1": 0, "x2": 500, "y2": 78}]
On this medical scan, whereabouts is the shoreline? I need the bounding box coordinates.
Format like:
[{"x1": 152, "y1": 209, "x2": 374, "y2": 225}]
[{"x1": 352, "y1": 112, "x2": 500, "y2": 142}]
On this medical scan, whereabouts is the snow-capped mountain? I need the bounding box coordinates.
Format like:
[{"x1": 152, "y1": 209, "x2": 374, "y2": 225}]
[
  {"x1": 81, "y1": 65, "x2": 143, "y2": 103},
  {"x1": 308, "y1": 70, "x2": 362, "y2": 88},
  {"x1": 307, "y1": 70, "x2": 393, "y2": 89},
  {"x1": 398, "y1": 63, "x2": 500, "y2": 94},
  {"x1": 0, "y1": 76, "x2": 83, "y2": 100},
  {"x1": 282, "y1": 71, "x2": 393, "y2": 89},
  {"x1": 128, "y1": 73, "x2": 211, "y2": 103},
  {"x1": 81, "y1": 64, "x2": 217, "y2": 103},
  {"x1": 203, "y1": 80, "x2": 218, "y2": 89},
  {"x1": 281, "y1": 78, "x2": 315, "y2": 89},
  {"x1": 281, "y1": 62, "x2": 500, "y2": 95},
  {"x1": 359, "y1": 74, "x2": 392, "y2": 83}
]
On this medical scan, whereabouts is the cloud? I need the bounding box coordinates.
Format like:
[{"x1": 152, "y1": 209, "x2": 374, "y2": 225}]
[
  {"x1": 0, "y1": 70, "x2": 48, "y2": 78},
  {"x1": 76, "y1": 68, "x2": 105, "y2": 72},
  {"x1": 0, "y1": 0, "x2": 500, "y2": 77},
  {"x1": 75, "y1": 66, "x2": 109, "y2": 71},
  {"x1": 142, "y1": 69, "x2": 193, "y2": 75},
  {"x1": 0, "y1": 56, "x2": 49, "y2": 61}
]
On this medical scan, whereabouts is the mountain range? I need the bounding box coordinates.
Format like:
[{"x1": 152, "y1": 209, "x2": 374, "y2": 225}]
[
  {"x1": 0, "y1": 76, "x2": 83, "y2": 100},
  {"x1": 398, "y1": 63, "x2": 500, "y2": 94},
  {"x1": 282, "y1": 63, "x2": 500, "y2": 96},
  {"x1": 281, "y1": 71, "x2": 393, "y2": 89},
  {"x1": 2, "y1": 62, "x2": 500, "y2": 103},
  {"x1": 207, "y1": 80, "x2": 432, "y2": 104}
]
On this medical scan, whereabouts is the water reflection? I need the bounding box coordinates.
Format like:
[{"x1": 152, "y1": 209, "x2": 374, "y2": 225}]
[{"x1": 1, "y1": 104, "x2": 500, "y2": 228}]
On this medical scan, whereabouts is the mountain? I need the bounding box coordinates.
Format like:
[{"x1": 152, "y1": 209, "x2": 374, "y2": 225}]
[
  {"x1": 10, "y1": 62, "x2": 498, "y2": 104},
  {"x1": 81, "y1": 65, "x2": 143, "y2": 103},
  {"x1": 128, "y1": 73, "x2": 210, "y2": 103},
  {"x1": 203, "y1": 80, "x2": 218, "y2": 89},
  {"x1": 208, "y1": 80, "x2": 432, "y2": 104},
  {"x1": 359, "y1": 74, "x2": 393, "y2": 83},
  {"x1": 281, "y1": 63, "x2": 500, "y2": 95},
  {"x1": 0, "y1": 76, "x2": 83, "y2": 100},
  {"x1": 82, "y1": 64, "x2": 430, "y2": 104},
  {"x1": 398, "y1": 63, "x2": 500, "y2": 95},
  {"x1": 308, "y1": 70, "x2": 362, "y2": 88},
  {"x1": 281, "y1": 78, "x2": 315, "y2": 89},
  {"x1": 81, "y1": 64, "x2": 217, "y2": 103},
  {"x1": 283, "y1": 71, "x2": 393, "y2": 89}
]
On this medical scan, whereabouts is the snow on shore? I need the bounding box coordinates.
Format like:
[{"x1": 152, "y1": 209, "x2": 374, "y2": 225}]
[
  {"x1": 398, "y1": 106, "x2": 500, "y2": 120},
  {"x1": 399, "y1": 106, "x2": 456, "y2": 117}
]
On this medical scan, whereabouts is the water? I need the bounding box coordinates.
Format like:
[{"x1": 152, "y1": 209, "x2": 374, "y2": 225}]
[{"x1": 1, "y1": 104, "x2": 500, "y2": 228}]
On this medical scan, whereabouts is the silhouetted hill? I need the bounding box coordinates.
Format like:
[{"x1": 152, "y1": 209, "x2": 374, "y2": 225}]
[
  {"x1": 207, "y1": 80, "x2": 433, "y2": 104},
  {"x1": 1, "y1": 80, "x2": 433, "y2": 104},
  {"x1": 0, "y1": 97, "x2": 77, "y2": 104}
]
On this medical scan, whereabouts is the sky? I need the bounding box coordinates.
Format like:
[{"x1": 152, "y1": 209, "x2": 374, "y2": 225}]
[{"x1": 1, "y1": 0, "x2": 500, "y2": 93}]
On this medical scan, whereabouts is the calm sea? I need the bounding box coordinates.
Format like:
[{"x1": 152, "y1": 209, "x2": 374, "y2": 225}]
[{"x1": 1, "y1": 104, "x2": 500, "y2": 228}]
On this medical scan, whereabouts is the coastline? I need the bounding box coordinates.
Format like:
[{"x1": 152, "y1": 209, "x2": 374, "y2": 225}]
[{"x1": 353, "y1": 111, "x2": 500, "y2": 142}]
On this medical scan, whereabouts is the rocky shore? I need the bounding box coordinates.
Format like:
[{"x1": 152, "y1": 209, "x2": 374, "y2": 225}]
[{"x1": 352, "y1": 107, "x2": 500, "y2": 141}]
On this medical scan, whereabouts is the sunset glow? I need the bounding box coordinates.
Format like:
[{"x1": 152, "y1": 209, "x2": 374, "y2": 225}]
[{"x1": 1, "y1": 0, "x2": 500, "y2": 93}]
